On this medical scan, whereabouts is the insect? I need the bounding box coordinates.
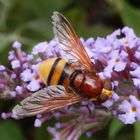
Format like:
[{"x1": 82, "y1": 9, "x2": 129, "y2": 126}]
[{"x1": 13, "y1": 12, "x2": 112, "y2": 117}]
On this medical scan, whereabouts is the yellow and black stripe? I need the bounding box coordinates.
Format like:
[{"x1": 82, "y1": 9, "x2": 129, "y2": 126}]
[{"x1": 38, "y1": 58, "x2": 69, "y2": 86}]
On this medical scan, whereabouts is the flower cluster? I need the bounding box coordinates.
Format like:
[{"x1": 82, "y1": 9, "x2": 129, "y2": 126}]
[{"x1": 1, "y1": 27, "x2": 140, "y2": 139}]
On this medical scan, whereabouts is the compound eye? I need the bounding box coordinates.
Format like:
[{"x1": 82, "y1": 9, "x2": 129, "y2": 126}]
[{"x1": 73, "y1": 74, "x2": 85, "y2": 89}]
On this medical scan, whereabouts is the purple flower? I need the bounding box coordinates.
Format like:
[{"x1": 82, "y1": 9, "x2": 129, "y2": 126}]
[
  {"x1": 20, "y1": 69, "x2": 33, "y2": 82},
  {"x1": 46, "y1": 39, "x2": 59, "y2": 57},
  {"x1": 130, "y1": 62, "x2": 138, "y2": 69},
  {"x1": 22, "y1": 63, "x2": 29, "y2": 69},
  {"x1": 102, "y1": 99, "x2": 114, "y2": 108},
  {"x1": 99, "y1": 67, "x2": 113, "y2": 79},
  {"x1": 27, "y1": 54, "x2": 34, "y2": 61},
  {"x1": 8, "y1": 51, "x2": 15, "y2": 61},
  {"x1": 10, "y1": 91, "x2": 16, "y2": 97},
  {"x1": 92, "y1": 37, "x2": 112, "y2": 61},
  {"x1": 0, "y1": 65, "x2": 6, "y2": 71},
  {"x1": 107, "y1": 50, "x2": 127, "y2": 72},
  {"x1": 27, "y1": 79, "x2": 40, "y2": 91},
  {"x1": 122, "y1": 27, "x2": 136, "y2": 41},
  {"x1": 112, "y1": 81, "x2": 119, "y2": 88},
  {"x1": 133, "y1": 78, "x2": 140, "y2": 89},
  {"x1": 130, "y1": 95, "x2": 140, "y2": 120},
  {"x1": 102, "y1": 92, "x2": 119, "y2": 108},
  {"x1": 84, "y1": 37, "x2": 94, "y2": 48},
  {"x1": 34, "y1": 118, "x2": 42, "y2": 127},
  {"x1": 120, "y1": 27, "x2": 137, "y2": 49},
  {"x1": 11, "y1": 74, "x2": 17, "y2": 79},
  {"x1": 1, "y1": 26, "x2": 140, "y2": 140},
  {"x1": 118, "y1": 95, "x2": 140, "y2": 124},
  {"x1": 32, "y1": 41, "x2": 48, "y2": 55},
  {"x1": 106, "y1": 29, "x2": 121, "y2": 46},
  {"x1": 130, "y1": 66, "x2": 140, "y2": 78},
  {"x1": 11, "y1": 60, "x2": 20, "y2": 69},
  {"x1": 1, "y1": 112, "x2": 12, "y2": 119},
  {"x1": 15, "y1": 86, "x2": 23, "y2": 94},
  {"x1": 135, "y1": 50, "x2": 140, "y2": 59},
  {"x1": 134, "y1": 40, "x2": 140, "y2": 60},
  {"x1": 118, "y1": 112, "x2": 135, "y2": 124},
  {"x1": 12, "y1": 41, "x2": 22, "y2": 49}
]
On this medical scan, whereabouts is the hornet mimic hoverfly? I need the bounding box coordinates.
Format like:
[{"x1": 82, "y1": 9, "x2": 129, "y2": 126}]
[{"x1": 13, "y1": 12, "x2": 112, "y2": 117}]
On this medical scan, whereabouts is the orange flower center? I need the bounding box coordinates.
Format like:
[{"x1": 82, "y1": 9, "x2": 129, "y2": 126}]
[
  {"x1": 115, "y1": 58, "x2": 120, "y2": 62},
  {"x1": 124, "y1": 41, "x2": 128, "y2": 45},
  {"x1": 131, "y1": 106, "x2": 136, "y2": 112},
  {"x1": 34, "y1": 74, "x2": 40, "y2": 80}
]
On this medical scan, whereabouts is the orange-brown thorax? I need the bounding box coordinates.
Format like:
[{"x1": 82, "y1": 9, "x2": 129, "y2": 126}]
[
  {"x1": 71, "y1": 73, "x2": 103, "y2": 98},
  {"x1": 38, "y1": 58, "x2": 112, "y2": 102}
]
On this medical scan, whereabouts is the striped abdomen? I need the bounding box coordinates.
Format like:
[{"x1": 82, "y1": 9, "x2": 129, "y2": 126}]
[{"x1": 38, "y1": 58, "x2": 70, "y2": 86}]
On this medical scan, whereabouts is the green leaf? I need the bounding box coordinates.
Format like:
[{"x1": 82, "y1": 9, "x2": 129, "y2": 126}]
[
  {"x1": 134, "y1": 121, "x2": 140, "y2": 140},
  {"x1": 79, "y1": 23, "x2": 114, "y2": 39},
  {"x1": 106, "y1": 0, "x2": 140, "y2": 35},
  {"x1": 0, "y1": 120, "x2": 25, "y2": 140},
  {"x1": 34, "y1": 120, "x2": 55, "y2": 140},
  {"x1": 0, "y1": 33, "x2": 10, "y2": 52},
  {"x1": 120, "y1": 1, "x2": 140, "y2": 35},
  {"x1": 26, "y1": 0, "x2": 68, "y2": 18},
  {"x1": 0, "y1": 33, "x2": 11, "y2": 64},
  {"x1": 109, "y1": 118, "x2": 124, "y2": 139},
  {"x1": 25, "y1": 19, "x2": 53, "y2": 39},
  {"x1": 65, "y1": 7, "x2": 113, "y2": 39}
]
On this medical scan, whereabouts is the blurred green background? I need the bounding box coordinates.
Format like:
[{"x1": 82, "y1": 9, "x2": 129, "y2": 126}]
[{"x1": 0, "y1": 0, "x2": 140, "y2": 139}]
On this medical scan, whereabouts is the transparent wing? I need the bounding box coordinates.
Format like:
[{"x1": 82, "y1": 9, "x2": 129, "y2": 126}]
[
  {"x1": 52, "y1": 11, "x2": 93, "y2": 72},
  {"x1": 12, "y1": 86, "x2": 84, "y2": 117}
]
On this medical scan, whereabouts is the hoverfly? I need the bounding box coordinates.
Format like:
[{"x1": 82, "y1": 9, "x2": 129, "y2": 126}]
[{"x1": 13, "y1": 12, "x2": 112, "y2": 117}]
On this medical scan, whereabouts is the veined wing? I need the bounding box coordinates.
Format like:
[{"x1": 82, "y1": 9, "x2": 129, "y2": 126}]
[
  {"x1": 52, "y1": 12, "x2": 93, "y2": 72},
  {"x1": 12, "y1": 86, "x2": 85, "y2": 117}
]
